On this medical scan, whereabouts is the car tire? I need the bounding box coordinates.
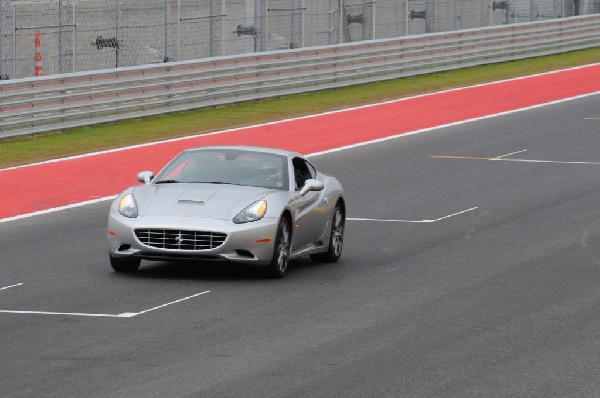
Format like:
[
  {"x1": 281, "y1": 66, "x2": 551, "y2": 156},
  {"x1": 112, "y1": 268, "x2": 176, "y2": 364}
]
[
  {"x1": 310, "y1": 202, "x2": 344, "y2": 263},
  {"x1": 262, "y1": 217, "x2": 291, "y2": 279},
  {"x1": 110, "y1": 256, "x2": 141, "y2": 272}
]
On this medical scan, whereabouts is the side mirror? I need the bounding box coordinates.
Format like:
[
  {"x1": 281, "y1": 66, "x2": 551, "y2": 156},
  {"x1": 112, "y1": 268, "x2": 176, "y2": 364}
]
[
  {"x1": 299, "y1": 179, "x2": 324, "y2": 196},
  {"x1": 137, "y1": 171, "x2": 154, "y2": 184}
]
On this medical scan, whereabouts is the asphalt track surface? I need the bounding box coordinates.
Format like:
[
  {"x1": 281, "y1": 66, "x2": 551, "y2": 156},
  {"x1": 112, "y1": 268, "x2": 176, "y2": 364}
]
[{"x1": 1, "y1": 90, "x2": 600, "y2": 396}]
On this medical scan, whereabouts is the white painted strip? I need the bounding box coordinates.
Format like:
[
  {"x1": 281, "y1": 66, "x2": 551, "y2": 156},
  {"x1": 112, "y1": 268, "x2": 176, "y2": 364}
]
[
  {"x1": 0, "y1": 283, "x2": 23, "y2": 291},
  {"x1": 433, "y1": 207, "x2": 479, "y2": 221},
  {"x1": 0, "y1": 291, "x2": 211, "y2": 318},
  {"x1": 348, "y1": 217, "x2": 435, "y2": 223},
  {"x1": 1, "y1": 62, "x2": 599, "y2": 173},
  {"x1": 433, "y1": 156, "x2": 600, "y2": 166},
  {"x1": 0, "y1": 310, "x2": 123, "y2": 317},
  {"x1": 493, "y1": 158, "x2": 600, "y2": 165},
  {"x1": 348, "y1": 207, "x2": 478, "y2": 223},
  {"x1": 495, "y1": 149, "x2": 527, "y2": 159},
  {"x1": 134, "y1": 290, "x2": 211, "y2": 316},
  {"x1": 1, "y1": 88, "x2": 599, "y2": 224},
  {"x1": 0, "y1": 195, "x2": 116, "y2": 224}
]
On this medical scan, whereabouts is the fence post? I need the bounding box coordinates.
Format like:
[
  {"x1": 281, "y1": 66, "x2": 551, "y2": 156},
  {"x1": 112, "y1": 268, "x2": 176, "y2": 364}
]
[
  {"x1": 254, "y1": 0, "x2": 262, "y2": 51},
  {"x1": 210, "y1": 0, "x2": 217, "y2": 56},
  {"x1": 115, "y1": 0, "x2": 121, "y2": 67},
  {"x1": 291, "y1": 0, "x2": 297, "y2": 48},
  {"x1": 72, "y1": 1, "x2": 76, "y2": 72},
  {"x1": 164, "y1": 0, "x2": 172, "y2": 61},
  {"x1": 454, "y1": 0, "x2": 459, "y2": 29},
  {"x1": 372, "y1": 1, "x2": 376, "y2": 39},
  {"x1": 339, "y1": 0, "x2": 344, "y2": 42},
  {"x1": 59, "y1": 0, "x2": 66, "y2": 73},
  {"x1": 405, "y1": 0, "x2": 409, "y2": 35},
  {"x1": 530, "y1": 0, "x2": 534, "y2": 20},
  {"x1": 328, "y1": 0, "x2": 334, "y2": 44},
  {"x1": 265, "y1": 0, "x2": 269, "y2": 50},
  {"x1": 0, "y1": 0, "x2": 5, "y2": 79},
  {"x1": 12, "y1": 1, "x2": 15, "y2": 78},
  {"x1": 177, "y1": 0, "x2": 180, "y2": 60}
]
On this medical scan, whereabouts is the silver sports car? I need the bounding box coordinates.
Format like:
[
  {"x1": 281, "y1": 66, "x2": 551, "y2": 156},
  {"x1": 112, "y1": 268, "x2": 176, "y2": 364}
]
[{"x1": 107, "y1": 146, "x2": 345, "y2": 278}]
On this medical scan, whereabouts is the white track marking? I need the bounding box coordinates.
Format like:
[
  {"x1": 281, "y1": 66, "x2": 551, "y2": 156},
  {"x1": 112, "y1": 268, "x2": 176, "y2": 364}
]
[
  {"x1": 0, "y1": 283, "x2": 23, "y2": 291},
  {"x1": 0, "y1": 195, "x2": 116, "y2": 223},
  {"x1": 348, "y1": 207, "x2": 478, "y2": 223},
  {"x1": 432, "y1": 155, "x2": 600, "y2": 166},
  {"x1": 1, "y1": 62, "x2": 598, "y2": 174},
  {"x1": 495, "y1": 149, "x2": 527, "y2": 159},
  {"x1": 1, "y1": 68, "x2": 599, "y2": 224},
  {"x1": 0, "y1": 310, "x2": 124, "y2": 318},
  {"x1": 134, "y1": 290, "x2": 210, "y2": 316},
  {"x1": 0, "y1": 290, "x2": 210, "y2": 318}
]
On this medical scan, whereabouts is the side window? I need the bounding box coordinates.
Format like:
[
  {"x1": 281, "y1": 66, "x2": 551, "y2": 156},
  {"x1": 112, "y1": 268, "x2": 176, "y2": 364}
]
[
  {"x1": 305, "y1": 161, "x2": 317, "y2": 179},
  {"x1": 292, "y1": 157, "x2": 313, "y2": 191}
]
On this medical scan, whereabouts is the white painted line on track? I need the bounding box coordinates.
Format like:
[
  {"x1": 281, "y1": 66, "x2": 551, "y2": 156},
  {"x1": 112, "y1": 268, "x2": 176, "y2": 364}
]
[
  {"x1": 432, "y1": 156, "x2": 600, "y2": 166},
  {"x1": 0, "y1": 283, "x2": 23, "y2": 291},
  {"x1": 0, "y1": 310, "x2": 125, "y2": 318},
  {"x1": 134, "y1": 290, "x2": 210, "y2": 316},
  {"x1": 348, "y1": 207, "x2": 478, "y2": 223},
  {"x1": 0, "y1": 290, "x2": 210, "y2": 318},
  {"x1": 0, "y1": 195, "x2": 117, "y2": 224},
  {"x1": 495, "y1": 149, "x2": 527, "y2": 159}
]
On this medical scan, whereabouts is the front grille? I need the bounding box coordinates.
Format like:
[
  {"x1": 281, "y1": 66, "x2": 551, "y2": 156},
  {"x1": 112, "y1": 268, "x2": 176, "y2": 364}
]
[{"x1": 135, "y1": 229, "x2": 227, "y2": 251}]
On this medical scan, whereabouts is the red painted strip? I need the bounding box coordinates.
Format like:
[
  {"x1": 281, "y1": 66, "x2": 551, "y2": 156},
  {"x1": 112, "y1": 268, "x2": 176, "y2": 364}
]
[{"x1": 2, "y1": 65, "x2": 600, "y2": 220}]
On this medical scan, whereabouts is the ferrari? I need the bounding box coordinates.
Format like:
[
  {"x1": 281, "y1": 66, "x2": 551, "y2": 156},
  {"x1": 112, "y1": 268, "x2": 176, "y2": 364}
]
[{"x1": 107, "y1": 146, "x2": 345, "y2": 278}]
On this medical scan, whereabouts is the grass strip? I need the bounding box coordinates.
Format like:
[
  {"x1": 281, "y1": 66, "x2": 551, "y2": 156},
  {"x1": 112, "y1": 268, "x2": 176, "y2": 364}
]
[{"x1": 1, "y1": 47, "x2": 599, "y2": 169}]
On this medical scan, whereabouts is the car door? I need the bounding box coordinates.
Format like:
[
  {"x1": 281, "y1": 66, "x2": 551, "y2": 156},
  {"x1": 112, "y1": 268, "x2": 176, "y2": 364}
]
[{"x1": 290, "y1": 157, "x2": 327, "y2": 252}]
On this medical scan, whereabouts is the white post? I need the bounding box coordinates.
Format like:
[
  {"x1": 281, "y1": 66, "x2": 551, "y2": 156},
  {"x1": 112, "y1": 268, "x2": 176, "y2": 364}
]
[
  {"x1": 265, "y1": 0, "x2": 269, "y2": 51},
  {"x1": 406, "y1": 0, "x2": 409, "y2": 35},
  {"x1": 72, "y1": 1, "x2": 77, "y2": 72},
  {"x1": 372, "y1": 1, "x2": 376, "y2": 39},
  {"x1": 339, "y1": 0, "x2": 343, "y2": 43},
  {"x1": 301, "y1": 0, "x2": 305, "y2": 47},
  {"x1": 12, "y1": 1, "x2": 16, "y2": 79},
  {"x1": 222, "y1": 0, "x2": 225, "y2": 55},
  {"x1": 0, "y1": 0, "x2": 5, "y2": 78},
  {"x1": 177, "y1": 0, "x2": 181, "y2": 60}
]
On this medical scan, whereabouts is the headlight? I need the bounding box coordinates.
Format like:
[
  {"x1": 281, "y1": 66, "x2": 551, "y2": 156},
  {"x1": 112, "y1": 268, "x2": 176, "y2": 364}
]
[
  {"x1": 233, "y1": 200, "x2": 267, "y2": 224},
  {"x1": 118, "y1": 193, "x2": 138, "y2": 218}
]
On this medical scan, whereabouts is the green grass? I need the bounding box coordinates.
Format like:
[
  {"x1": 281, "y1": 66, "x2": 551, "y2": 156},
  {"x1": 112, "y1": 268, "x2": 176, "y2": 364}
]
[{"x1": 1, "y1": 47, "x2": 599, "y2": 169}]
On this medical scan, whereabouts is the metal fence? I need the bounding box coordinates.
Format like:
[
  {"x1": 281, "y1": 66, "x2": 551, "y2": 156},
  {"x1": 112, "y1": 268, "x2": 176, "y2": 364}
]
[
  {"x1": 1, "y1": 0, "x2": 598, "y2": 80},
  {"x1": 1, "y1": 15, "x2": 599, "y2": 139}
]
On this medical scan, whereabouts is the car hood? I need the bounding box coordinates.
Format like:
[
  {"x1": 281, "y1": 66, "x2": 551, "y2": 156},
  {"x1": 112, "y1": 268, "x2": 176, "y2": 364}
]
[{"x1": 133, "y1": 183, "x2": 275, "y2": 220}]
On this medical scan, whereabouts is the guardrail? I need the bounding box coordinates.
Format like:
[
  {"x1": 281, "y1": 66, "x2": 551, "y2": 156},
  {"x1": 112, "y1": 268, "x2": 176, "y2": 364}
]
[{"x1": 1, "y1": 15, "x2": 600, "y2": 139}]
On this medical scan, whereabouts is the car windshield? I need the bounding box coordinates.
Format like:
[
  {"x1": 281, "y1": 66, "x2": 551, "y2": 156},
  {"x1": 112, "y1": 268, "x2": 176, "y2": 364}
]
[{"x1": 154, "y1": 149, "x2": 289, "y2": 190}]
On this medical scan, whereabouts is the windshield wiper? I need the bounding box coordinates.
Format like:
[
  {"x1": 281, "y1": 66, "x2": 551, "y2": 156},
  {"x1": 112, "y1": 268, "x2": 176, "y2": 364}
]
[
  {"x1": 190, "y1": 181, "x2": 241, "y2": 185},
  {"x1": 154, "y1": 179, "x2": 181, "y2": 184}
]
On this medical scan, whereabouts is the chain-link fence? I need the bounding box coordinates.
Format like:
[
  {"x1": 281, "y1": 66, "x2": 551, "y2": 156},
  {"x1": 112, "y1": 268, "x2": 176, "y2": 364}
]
[{"x1": 0, "y1": 0, "x2": 597, "y2": 80}]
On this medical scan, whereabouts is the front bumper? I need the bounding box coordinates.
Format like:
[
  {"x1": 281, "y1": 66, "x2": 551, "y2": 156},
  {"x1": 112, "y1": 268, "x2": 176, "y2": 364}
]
[{"x1": 107, "y1": 214, "x2": 278, "y2": 266}]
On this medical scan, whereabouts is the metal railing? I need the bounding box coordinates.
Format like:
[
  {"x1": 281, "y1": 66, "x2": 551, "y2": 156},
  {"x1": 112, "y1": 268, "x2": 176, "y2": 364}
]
[{"x1": 1, "y1": 15, "x2": 599, "y2": 139}]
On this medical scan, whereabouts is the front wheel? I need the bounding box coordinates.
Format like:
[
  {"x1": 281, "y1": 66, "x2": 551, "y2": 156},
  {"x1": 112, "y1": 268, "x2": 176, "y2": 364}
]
[
  {"x1": 110, "y1": 256, "x2": 141, "y2": 272},
  {"x1": 310, "y1": 202, "x2": 344, "y2": 263},
  {"x1": 262, "y1": 218, "x2": 291, "y2": 278}
]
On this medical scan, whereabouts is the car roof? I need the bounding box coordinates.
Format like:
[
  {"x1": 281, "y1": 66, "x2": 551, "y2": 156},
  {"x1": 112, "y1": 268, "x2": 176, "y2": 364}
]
[{"x1": 184, "y1": 145, "x2": 303, "y2": 159}]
